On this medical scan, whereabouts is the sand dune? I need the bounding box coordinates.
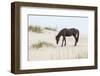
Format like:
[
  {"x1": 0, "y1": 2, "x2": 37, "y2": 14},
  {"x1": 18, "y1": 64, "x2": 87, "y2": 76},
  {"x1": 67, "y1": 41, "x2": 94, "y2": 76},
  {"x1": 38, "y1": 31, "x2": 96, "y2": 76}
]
[{"x1": 28, "y1": 30, "x2": 88, "y2": 61}]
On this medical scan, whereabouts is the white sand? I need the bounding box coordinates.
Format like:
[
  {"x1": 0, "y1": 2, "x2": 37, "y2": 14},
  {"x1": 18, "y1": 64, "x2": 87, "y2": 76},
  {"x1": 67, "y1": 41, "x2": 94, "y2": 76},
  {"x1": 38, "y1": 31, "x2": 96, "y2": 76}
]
[{"x1": 28, "y1": 30, "x2": 88, "y2": 61}]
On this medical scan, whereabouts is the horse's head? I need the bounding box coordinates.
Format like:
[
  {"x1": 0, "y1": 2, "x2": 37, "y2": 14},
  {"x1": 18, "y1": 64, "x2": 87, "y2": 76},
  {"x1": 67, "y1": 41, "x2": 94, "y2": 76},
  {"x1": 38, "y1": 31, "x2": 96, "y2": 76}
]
[{"x1": 55, "y1": 35, "x2": 59, "y2": 44}]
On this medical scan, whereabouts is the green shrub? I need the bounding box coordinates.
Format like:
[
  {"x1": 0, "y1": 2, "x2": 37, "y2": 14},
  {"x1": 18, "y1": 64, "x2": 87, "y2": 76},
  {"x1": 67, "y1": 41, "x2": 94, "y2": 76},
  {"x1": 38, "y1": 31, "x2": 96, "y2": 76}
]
[
  {"x1": 29, "y1": 25, "x2": 43, "y2": 33},
  {"x1": 32, "y1": 41, "x2": 54, "y2": 49}
]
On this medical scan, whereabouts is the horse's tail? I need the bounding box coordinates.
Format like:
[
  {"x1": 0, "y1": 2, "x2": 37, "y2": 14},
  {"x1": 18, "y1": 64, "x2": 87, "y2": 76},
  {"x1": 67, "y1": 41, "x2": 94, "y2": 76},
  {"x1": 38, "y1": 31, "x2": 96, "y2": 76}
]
[{"x1": 76, "y1": 30, "x2": 79, "y2": 42}]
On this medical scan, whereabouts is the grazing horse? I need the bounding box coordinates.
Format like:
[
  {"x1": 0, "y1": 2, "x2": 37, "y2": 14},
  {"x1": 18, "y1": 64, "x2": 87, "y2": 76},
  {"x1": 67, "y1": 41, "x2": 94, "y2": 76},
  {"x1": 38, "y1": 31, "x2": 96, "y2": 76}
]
[{"x1": 55, "y1": 28, "x2": 79, "y2": 46}]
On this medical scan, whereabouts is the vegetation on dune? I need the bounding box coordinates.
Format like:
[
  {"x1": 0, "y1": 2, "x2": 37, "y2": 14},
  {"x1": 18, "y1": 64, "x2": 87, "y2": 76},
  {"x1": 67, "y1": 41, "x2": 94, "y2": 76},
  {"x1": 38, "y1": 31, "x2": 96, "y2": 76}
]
[
  {"x1": 44, "y1": 27, "x2": 57, "y2": 31},
  {"x1": 28, "y1": 25, "x2": 57, "y2": 33},
  {"x1": 32, "y1": 41, "x2": 55, "y2": 49},
  {"x1": 28, "y1": 25, "x2": 43, "y2": 33}
]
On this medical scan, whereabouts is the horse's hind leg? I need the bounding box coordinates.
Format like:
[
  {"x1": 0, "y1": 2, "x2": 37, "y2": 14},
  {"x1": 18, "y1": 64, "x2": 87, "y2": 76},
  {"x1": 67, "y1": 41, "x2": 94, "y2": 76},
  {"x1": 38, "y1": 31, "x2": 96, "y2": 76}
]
[
  {"x1": 74, "y1": 37, "x2": 77, "y2": 46},
  {"x1": 73, "y1": 34, "x2": 77, "y2": 46},
  {"x1": 75, "y1": 41, "x2": 77, "y2": 46}
]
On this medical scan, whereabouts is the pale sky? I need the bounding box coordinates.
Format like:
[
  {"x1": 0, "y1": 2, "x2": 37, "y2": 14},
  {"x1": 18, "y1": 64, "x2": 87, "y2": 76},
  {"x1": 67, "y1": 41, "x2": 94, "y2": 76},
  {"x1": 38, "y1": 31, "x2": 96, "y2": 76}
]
[{"x1": 29, "y1": 15, "x2": 88, "y2": 34}]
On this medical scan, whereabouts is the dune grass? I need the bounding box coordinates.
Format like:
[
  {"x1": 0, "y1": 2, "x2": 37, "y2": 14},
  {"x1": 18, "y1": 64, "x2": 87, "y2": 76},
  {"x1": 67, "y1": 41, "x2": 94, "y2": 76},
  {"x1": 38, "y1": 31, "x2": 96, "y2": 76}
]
[
  {"x1": 29, "y1": 25, "x2": 57, "y2": 33},
  {"x1": 44, "y1": 27, "x2": 57, "y2": 31},
  {"x1": 32, "y1": 41, "x2": 55, "y2": 49},
  {"x1": 29, "y1": 25, "x2": 43, "y2": 33}
]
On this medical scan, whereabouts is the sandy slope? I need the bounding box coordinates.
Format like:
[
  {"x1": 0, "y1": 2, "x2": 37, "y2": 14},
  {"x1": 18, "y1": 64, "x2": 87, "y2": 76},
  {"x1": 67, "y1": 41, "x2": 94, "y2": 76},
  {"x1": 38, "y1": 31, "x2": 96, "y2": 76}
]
[{"x1": 28, "y1": 30, "x2": 88, "y2": 61}]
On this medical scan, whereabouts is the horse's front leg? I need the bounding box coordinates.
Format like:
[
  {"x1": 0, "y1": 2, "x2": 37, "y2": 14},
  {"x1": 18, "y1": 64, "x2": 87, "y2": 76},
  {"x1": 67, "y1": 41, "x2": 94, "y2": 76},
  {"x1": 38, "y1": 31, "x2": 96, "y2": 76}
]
[
  {"x1": 64, "y1": 37, "x2": 66, "y2": 46},
  {"x1": 62, "y1": 36, "x2": 66, "y2": 47},
  {"x1": 61, "y1": 39, "x2": 64, "y2": 47}
]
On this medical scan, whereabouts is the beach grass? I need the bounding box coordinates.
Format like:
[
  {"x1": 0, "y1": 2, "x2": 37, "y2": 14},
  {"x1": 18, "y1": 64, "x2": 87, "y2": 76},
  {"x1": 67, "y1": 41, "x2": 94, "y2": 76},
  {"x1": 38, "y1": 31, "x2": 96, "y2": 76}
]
[
  {"x1": 32, "y1": 41, "x2": 54, "y2": 49},
  {"x1": 29, "y1": 25, "x2": 43, "y2": 33}
]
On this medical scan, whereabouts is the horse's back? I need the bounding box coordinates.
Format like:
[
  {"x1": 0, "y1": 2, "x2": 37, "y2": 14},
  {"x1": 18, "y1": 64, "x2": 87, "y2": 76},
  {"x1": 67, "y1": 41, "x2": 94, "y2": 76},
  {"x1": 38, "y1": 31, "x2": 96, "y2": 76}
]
[
  {"x1": 60, "y1": 28, "x2": 79, "y2": 36},
  {"x1": 70, "y1": 28, "x2": 79, "y2": 33},
  {"x1": 60, "y1": 28, "x2": 73, "y2": 36},
  {"x1": 61, "y1": 28, "x2": 78, "y2": 31}
]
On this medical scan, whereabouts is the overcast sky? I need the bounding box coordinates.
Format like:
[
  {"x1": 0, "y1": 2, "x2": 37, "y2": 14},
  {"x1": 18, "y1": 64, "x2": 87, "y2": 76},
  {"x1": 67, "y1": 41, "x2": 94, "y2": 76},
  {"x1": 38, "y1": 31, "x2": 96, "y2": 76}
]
[{"x1": 29, "y1": 15, "x2": 88, "y2": 34}]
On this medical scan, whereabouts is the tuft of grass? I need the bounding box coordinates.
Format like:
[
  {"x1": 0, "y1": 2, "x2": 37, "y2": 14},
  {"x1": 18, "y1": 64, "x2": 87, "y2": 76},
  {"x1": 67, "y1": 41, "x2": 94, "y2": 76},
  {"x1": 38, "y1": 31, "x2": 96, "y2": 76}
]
[
  {"x1": 32, "y1": 41, "x2": 54, "y2": 49},
  {"x1": 44, "y1": 27, "x2": 57, "y2": 31},
  {"x1": 29, "y1": 25, "x2": 43, "y2": 33}
]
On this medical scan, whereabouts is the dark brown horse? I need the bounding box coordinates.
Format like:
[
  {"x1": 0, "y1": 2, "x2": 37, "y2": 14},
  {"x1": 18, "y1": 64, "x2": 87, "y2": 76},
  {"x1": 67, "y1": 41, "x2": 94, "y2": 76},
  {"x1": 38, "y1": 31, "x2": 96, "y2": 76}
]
[{"x1": 55, "y1": 28, "x2": 79, "y2": 46}]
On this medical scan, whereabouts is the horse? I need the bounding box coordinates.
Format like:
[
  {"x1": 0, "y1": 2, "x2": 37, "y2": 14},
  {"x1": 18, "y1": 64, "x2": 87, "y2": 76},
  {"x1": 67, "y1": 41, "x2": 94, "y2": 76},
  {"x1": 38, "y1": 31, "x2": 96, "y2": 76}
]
[{"x1": 55, "y1": 28, "x2": 79, "y2": 46}]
